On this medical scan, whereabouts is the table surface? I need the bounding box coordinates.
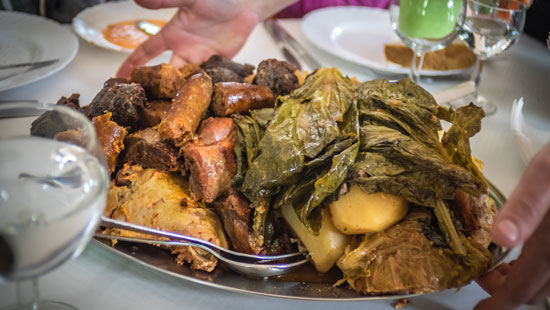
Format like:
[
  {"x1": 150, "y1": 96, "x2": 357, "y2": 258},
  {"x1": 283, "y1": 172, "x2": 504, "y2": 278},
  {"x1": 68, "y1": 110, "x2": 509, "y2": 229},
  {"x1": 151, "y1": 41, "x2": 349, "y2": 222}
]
[{"x1": 0, "y1": 19, "x2": 549, "y2": 310}]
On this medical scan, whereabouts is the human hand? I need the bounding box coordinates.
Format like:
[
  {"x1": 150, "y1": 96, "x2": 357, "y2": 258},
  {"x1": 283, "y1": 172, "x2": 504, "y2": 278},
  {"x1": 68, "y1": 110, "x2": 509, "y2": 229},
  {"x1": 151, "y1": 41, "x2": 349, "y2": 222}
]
[
  {"x1": 476, "y1": 143, "x2": 550, "y2": 310},
  {"x1": 116, "y1": 0, "x2": 297, "y2": 78}
]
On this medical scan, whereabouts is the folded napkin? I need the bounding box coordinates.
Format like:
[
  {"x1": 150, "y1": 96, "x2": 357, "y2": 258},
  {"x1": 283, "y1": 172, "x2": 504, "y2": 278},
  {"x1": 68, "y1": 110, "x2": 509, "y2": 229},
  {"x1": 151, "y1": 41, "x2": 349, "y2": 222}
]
[{"x1": 510, "y1": 98, "x2": 550, "y2": 164}]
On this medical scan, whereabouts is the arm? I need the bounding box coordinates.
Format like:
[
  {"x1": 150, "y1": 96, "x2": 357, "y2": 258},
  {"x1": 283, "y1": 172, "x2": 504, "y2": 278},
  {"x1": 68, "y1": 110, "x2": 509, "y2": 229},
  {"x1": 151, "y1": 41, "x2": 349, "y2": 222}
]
[
  {"x1": 116, "y1": 0, "x2": 298, "y2": 78},
  {"x1": 476, "y1": 143, "x2": 550, "y2": 309}
]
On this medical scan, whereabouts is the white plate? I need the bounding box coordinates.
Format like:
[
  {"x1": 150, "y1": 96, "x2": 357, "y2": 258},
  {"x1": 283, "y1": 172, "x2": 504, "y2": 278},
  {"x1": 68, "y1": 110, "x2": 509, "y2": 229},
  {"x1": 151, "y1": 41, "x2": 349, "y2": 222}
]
[
  {"x1": 0, "y1": 11, "x2": 78, "y2": 92},
  {"x1": 72, "y1": 1, "x2": 177, "y2": 53},
  {"x1": 301, "y1": 7, "x2": 469, "y2": 76}
]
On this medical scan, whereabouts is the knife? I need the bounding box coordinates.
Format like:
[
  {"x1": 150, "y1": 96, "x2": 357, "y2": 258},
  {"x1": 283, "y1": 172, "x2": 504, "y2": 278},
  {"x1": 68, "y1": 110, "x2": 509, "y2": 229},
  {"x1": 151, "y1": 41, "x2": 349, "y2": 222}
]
[
  {"x1": 0, "y1": 59, "x2": 59, "y2": 70},
  {"x1": 263, "y1": 19, "x2": 322, "y2": 70}
]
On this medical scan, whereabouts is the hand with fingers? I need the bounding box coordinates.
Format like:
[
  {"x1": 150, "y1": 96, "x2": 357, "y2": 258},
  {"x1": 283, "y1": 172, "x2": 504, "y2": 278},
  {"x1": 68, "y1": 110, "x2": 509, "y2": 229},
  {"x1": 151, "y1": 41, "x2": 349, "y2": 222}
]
[
  {"x1": 116, "y1": 0, "x2": 298, "y2": 78},
  {"x1": 476, "y1": 143, "x2": 550, "y2": 310}
]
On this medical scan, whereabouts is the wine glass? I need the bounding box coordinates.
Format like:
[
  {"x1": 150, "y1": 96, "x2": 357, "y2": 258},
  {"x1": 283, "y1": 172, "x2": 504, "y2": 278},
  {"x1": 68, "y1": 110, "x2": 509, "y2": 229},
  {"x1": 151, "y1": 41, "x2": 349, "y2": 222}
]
[
  {"x1": 389, "y1": 0, "x2": 467, "y2": 82},
  {"x1": 0, "y1": 102, "x2": 108, "y2": 309},
  {"x1": 459, "y1": 0, "x2": 526, "y2": 115}
]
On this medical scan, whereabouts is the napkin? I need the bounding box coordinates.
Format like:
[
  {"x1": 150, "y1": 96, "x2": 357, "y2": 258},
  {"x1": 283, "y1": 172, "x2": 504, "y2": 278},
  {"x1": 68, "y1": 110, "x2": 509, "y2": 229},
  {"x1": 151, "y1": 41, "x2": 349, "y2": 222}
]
[{"x1": 510, "y1": 98, "x2": 550, "y2": 164}]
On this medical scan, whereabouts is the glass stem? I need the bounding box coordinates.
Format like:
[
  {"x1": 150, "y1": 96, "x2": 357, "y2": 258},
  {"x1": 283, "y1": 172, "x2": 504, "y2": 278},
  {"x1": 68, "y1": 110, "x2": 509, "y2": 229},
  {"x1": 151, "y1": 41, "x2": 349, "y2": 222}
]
[
  {"x1": 17, "y1": 277, "x2": 40, "y2": 310},
  {"x1": 472, "y1": 56, "x2": 482, "y2": 97},
  {"x1": 410, "y1": 49, "x2": 425, "y2": 83}
]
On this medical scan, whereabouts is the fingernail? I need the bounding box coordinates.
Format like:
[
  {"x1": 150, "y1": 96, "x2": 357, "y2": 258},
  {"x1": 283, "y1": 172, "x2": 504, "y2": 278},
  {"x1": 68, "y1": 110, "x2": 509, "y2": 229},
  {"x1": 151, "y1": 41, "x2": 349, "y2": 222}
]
[{"x1": 496, "y1": 219, "x2": 519, "y2": 244}]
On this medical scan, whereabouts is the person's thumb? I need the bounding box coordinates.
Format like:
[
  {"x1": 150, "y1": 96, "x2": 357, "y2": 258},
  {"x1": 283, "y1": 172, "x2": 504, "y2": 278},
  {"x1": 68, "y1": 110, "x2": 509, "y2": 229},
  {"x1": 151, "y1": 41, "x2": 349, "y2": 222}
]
[{"x1": 491, "y1": 144, "x2": 550, "y2": 248}]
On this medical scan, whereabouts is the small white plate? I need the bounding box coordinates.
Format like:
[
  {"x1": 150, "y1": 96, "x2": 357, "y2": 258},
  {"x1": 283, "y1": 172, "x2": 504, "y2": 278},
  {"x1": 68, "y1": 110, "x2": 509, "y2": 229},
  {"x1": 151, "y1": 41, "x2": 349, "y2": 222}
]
[
  {"x1": 301, "y1": 7, "x2": 469, "y2": 76},
  {"x1": 72, "y1": 1, "x2": 177, "y2": 53},
  {"x1": 0, "y1": 11, "x2": 78, "y2": 92}
]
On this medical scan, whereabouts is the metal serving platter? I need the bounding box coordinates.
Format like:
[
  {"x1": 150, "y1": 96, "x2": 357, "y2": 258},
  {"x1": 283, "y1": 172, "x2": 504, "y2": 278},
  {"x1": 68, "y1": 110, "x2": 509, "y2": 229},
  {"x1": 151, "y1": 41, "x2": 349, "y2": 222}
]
[{"x1": 93, "y1": 183, "x2": 509, "y2": 301}]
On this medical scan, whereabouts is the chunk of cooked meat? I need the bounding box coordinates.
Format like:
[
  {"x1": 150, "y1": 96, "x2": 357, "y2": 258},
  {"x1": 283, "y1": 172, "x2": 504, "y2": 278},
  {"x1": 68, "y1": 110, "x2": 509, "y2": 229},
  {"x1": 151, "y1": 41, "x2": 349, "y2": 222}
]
[
  {"x1": 92, "y1": 112, "x2": 128, "y2": 175},
  {"x1": 103, "y1": 77, "x2": 129, "y2": 88},
  {"x1": 204, "y1": 67, "x2": 245, "y2": 84},
  {"x1": 253, "y1": 58, "x2": 299, "y2": 97},
  {"x1": 158, "y1": 72, "x2": 212, "y2": 147},
  {"x1": 130, "y1": 63, "x2": 185, "y2": 99},
  {"x1": 181, "y1": 117, "x2": 237, "y2": 203},
  {"x1": 30, "y1": 94, "x2": 83, "y2": 138},
  {"x1": 211, "y1": 82, "x2": 274, "y2": 116},
  {"x1": 139, "y1": 99, "x2": 171, "y2": 128},
  {"x1": 105, "y1": 165, "x2": 229, "y2": 272},
  {"x1": 88, "y1": 83, "x2": 146, "y2": 131},
  {"x1": 56, "y1": 93, "x2": 81, "y2": 110},
  {"x1": 123, "y1": 126, "x2": 181, "y2": 172},
  {"x1": 451, "y1": 189, "x2": 497, "y2": 248},
  {"x1": 200, "y1": 55, "x2": 254, "y2": 79},
  {"x1": 214, "y1": 192, "x2": 262, "y2": 254}
]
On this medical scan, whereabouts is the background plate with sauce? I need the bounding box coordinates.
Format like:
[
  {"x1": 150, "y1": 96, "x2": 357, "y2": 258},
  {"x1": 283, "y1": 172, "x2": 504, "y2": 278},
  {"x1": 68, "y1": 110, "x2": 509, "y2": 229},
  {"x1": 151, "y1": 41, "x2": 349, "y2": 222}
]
[{"x1": 72, "y1": 1, "x2": 176, "y2": 53}]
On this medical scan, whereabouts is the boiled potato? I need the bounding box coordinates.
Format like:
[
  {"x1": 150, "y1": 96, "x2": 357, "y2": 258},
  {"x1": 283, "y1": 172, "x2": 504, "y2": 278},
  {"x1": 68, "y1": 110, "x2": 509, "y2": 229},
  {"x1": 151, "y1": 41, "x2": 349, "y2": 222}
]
[
  {"x1": 329, "y1": 185, "x2": 408, "y2": 234},
  {"x1": 281, "y1": 203, "x2": 350, "y2": 273}
]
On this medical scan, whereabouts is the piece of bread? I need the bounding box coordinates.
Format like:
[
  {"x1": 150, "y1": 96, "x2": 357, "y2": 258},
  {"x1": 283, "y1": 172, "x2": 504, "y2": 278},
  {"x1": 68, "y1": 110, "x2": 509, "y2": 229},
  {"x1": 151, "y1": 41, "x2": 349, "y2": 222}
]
[{"x1": 384, "y1": 42, "x2": 476, "y2": 71}]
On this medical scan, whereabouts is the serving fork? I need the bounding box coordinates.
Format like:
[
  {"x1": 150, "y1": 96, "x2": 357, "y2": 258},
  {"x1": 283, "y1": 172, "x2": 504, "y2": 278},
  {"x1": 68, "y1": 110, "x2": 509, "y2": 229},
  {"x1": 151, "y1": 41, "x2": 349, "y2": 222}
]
[{"x1": 96, "y1": 216, "x2": 310, "y2": 277}]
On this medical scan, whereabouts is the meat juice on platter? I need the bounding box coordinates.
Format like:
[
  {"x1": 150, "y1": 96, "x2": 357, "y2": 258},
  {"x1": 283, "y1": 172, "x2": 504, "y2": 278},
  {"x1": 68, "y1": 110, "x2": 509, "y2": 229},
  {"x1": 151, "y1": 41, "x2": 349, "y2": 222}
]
[{"x1": 0, "y1": 137, "x2": 106, "y2": 281}]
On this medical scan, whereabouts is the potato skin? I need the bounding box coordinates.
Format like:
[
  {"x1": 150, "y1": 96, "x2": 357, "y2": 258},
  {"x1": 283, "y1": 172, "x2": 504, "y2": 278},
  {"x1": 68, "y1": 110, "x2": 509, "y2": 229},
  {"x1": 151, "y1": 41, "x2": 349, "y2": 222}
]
[{"x1": 329, "y1": 185, "x2": 409, "y2": 235}]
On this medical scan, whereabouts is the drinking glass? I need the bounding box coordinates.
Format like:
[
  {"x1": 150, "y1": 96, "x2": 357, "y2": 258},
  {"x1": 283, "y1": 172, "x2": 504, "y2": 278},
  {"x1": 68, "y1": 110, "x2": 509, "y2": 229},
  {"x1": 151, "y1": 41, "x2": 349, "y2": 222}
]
[
  {"x1": 389, "y1": 0, "x2": 467, "y2": 82},
  {"x1": 459, "y1": 0, "x2": 526, "y2": 115},
  {"x1": 0, "y1": 102, "x2": 108, "y2": 309}
]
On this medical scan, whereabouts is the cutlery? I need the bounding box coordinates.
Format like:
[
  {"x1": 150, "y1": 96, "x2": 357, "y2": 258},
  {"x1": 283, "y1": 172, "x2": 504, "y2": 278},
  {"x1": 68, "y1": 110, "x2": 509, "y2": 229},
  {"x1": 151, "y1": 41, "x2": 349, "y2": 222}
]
[
  {"x1": 432, "y1": 81, "x2": 476, "y2": 106},
  {"x1": 0, "y1": 100, "x2": 48, "y2": 119},
  {"x1": 136, "y1": 20, "x2": 160, "y2": 36},
  {"x1": 0, "y1": 59, "x2": 58, "y2": 70},
  {"x1": 263, "y1": 19, "x2": 322, "y2": 70},
  {"x1": 97, "y1": 216, "x2": 311, "y2": 277}
]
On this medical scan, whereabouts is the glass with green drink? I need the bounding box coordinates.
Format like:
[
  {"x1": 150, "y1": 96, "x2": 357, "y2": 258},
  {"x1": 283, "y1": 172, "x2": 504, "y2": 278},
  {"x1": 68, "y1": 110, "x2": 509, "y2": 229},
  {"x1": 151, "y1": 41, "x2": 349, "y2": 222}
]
[{"x1": 389, "y1": 0, "x2": 467, "y2": 82}]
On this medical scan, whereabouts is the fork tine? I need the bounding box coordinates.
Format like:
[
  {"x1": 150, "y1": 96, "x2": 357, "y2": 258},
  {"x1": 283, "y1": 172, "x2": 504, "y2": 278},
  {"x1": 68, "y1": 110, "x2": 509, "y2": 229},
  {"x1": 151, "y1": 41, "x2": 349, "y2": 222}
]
[
  {"x1": 99, "y1": 216, "x2": 308, "y2": 263},
  {"x1": 96, "y1": 233, "x2": 311, "y2": 277}
]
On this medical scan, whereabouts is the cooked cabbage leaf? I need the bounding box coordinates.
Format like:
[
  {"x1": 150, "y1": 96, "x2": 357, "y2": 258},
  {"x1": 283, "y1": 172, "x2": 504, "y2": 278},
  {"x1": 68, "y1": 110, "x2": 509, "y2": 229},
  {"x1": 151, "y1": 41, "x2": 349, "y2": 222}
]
[
  {"x1": 240, "y1": 68, "x2": 359, "y2": 234},
  {"x1": 336, "y1": 208, "x2": 492, "y2": 295}
]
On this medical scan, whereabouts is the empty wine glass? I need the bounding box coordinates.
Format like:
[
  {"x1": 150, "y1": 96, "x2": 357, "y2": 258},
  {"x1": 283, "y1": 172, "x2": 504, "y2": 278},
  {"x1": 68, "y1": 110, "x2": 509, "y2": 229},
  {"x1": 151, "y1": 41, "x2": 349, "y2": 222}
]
[
  {"x1": 0, "y1": 102, "x2": 108, "y2": 309},
  {"x1": 459, "y1": 0, "x2": 526, "y2": 115},
  {"x1": 389, "y1": 0, "x2": 467, "y2": 82}
]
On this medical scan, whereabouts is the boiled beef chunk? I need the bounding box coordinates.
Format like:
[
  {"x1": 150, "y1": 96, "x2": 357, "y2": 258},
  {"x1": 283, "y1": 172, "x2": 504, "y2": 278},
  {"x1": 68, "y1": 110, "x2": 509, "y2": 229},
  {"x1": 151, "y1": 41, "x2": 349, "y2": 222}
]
[
  {"x1": 253, "y1": 58, "x2": 299, "y2": 97},
  {"x1": 30, "y1": 94, "x2": 84, "y2": 138},
  {"x1": 88, "y1": 83, "x2": 146, "y2": 131},
  {"x1": 92, "y1": 112, "x2": 128, "y2": 175},
  {"x1": 214, "y1": 193, "x2": 262, "y2": 254},
  {"x1": 181, "y1": 117, "x2": 237, "y2": 203},
  {"x1": 200, "y1": 55, "x2": 254, "y2": 84},
  {"x1": 123, "y1": 127, "x2": 181, "y2": 172},
  {"x1": 130, "y1": 63, "x2": 185, "y2": 100},
  {"x1": 139, "y1": 99, "x2": 171, "y2": 129}
]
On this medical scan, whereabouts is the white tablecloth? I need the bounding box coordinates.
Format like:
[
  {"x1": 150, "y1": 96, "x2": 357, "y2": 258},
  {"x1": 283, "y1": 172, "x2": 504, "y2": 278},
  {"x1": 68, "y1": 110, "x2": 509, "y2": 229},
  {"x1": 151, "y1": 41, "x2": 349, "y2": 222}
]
[{"x1": 1, "y1": 19, "x2": 549, "y2": 310}]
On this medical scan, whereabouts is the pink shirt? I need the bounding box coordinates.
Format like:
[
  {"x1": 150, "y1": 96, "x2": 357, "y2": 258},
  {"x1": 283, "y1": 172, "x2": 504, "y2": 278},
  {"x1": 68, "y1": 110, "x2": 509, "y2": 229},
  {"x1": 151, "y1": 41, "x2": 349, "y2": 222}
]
[{"x1": 275, "y1": 0, "x2": 390, "y2": 18}]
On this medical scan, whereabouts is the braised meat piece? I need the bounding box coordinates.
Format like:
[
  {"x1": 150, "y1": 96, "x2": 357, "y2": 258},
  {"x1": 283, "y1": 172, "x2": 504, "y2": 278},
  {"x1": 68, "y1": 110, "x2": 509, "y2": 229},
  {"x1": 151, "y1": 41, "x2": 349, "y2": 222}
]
[
  {"x1": 200, "y1": 55, "x2": 254, "y2": 84},
  {"x1": 451, "y1": 189, "x2": 497, "y2": 248},
  {"x1": 214, "y1": 193, "x2": 262, "y2": 254},
  {"x1": 130, "y1": 63, "x2": 185, "y2": 99},
  {"x1": 56, "y1": 93, "x2": 81, "y2": 110},
  {"x1": 103, "y1": 77, "x2": 129, "y2": 88},
  {"x1": 30, "y1": 94, "x2": 83, "y2": 138},
  {"x1": 181, "y1": 117, "x2": 237, "y2": 203},
  {"x1": 88, "y1": 83, "x2": 146, "y2": 131},
  {"x1": 212, "y1": 82, "x2": 274, "y2": 116},
  {"x1": 105, "y1": 165, "x2": 229, "y2": 271},
  {"x1": 139, "y1": 99, "x2": 171, "y2": 128},
  {"x1": 123, "y1": 126, "x2": 181, "y2": 172},
  {"x1": 253, "y1": 58, "x2": 299, "y2": 97},
  {"x1": 158, "y1": 72, "x2": 212, "y2": 147},
  {"x1": 92, "y1": 112, "x2": 128, "y2": 175}
]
